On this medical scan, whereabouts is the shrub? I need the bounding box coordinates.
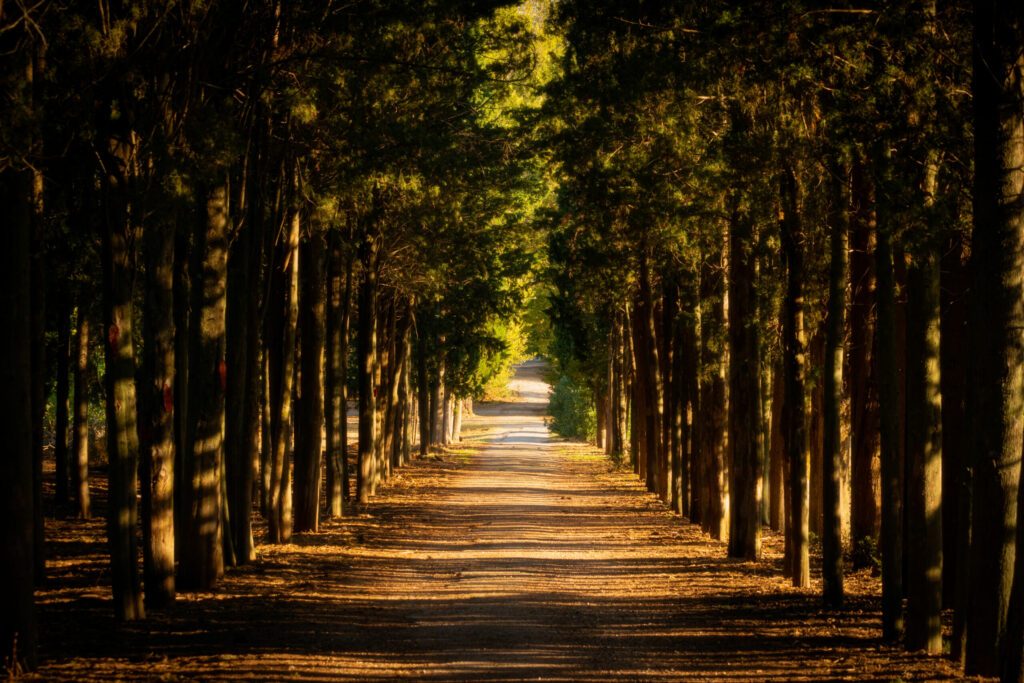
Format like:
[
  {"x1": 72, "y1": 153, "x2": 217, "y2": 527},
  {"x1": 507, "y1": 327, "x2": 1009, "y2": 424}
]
[{"x1": 547, "y1": 374, "x2": 595, "y2": 440}]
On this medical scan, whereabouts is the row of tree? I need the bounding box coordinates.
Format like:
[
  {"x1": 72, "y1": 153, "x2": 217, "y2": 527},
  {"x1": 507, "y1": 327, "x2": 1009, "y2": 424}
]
[
  {"x1": 0, "y1": 0, "x2": 545, "y2": 672},
  {"x1": 542, "y1": 1, "x2": 1023, "y2": 680}
]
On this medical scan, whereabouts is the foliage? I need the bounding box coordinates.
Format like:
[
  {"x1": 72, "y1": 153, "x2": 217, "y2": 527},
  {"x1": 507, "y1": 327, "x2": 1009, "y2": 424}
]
[{"x1": 547, "y1": 374, "x2": 595, "y2": 441}]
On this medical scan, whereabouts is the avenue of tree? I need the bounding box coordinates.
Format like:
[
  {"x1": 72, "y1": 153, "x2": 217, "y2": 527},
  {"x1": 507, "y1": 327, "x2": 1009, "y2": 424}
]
[
  {"x1": 542, "y1": 1, "x2": 1024, "y2": 680},
  {"x1": 2, "y1": 2, "x2": 1024, "y2": 682},
  {"x1": 1, "y1": 0, "x2": 545, "y2": 672}
]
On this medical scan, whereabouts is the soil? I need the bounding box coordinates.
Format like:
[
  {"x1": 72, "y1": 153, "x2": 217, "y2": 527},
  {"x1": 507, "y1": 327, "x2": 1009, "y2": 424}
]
[{"x1": 29, "y1": 360, "x2": 969, "y2": 681}]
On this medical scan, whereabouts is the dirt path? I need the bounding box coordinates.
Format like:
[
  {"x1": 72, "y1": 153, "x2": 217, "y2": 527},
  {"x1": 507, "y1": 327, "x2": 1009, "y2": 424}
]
[{"x1": 33, "y1": 360, "x2": 960, "y2": 681}]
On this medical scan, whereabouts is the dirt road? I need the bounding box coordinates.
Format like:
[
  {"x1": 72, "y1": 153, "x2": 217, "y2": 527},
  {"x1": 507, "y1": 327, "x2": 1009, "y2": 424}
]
[{"x1": 33, "y1": 360, "x2": 959, "y2": 681}]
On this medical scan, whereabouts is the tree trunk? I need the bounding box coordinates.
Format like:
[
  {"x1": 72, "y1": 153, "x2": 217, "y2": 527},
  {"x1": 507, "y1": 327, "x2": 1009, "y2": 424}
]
[
  {"x1": 664, "y1": 278, "x2": 682, "y2": 513},
  {"x1": 140, "y1": 211, "x2": 176, "y2": 607},
  {"x1": 452, "y1": 398, "x2": 463, "y2": 443},
  {"x1": 848, "y1": 156, "x2": 880, "y2": 567},
  {"x1": 294, "y1": 232, "x2": 325, "y2": 533},
  {"x1": 357, "y1": 231, "x2": 379, "y2": 505},
  {"x1": 225, "y1": 168, "x2": 263, "y2": 565},
  {"x1": 875, "y1": 149, "x2": 904, "y2": 641},
  {"x1": 180, "y1": 182, "x2": 229, "y2": 590},
  {"x1": 431, "y1": 344, "x2": 445, "y2": 447},
  {"x1": 943, "y1": 230, "x2": 970, "y2": 660},
  {"x1": 727, "y1": 205, "x2": 762, "y2": 560},
  {"x1": 607, "y1": 328, "x2": 619, "y2": 458},
  {"x1": 417, "y1": 327, "x2": 430, "y2": 457},
  {"x1": 639, "y1": 250, "x2": 663, "y2": 498},
  {"x1": 72, "y1": 295, "x2": 92, "y2": 519},
  {"x1": 326, "y1": 238, "x2": 351, "y2": 517},
  {"x1": 267, "y1": 204, "x2": 299, "y2": 542},
  {"x1": 381, "y1": 301, "x2": 399, "y2": 476},
  {"x1": 904, "y1": 239, "x2": 943, "y2": 654},
  {"x1": 55, "y1": 297, "x2": 72, "y2": 511},
  {"x1": 780, "y1": 165, "x2": 809, "y2": 588},
  {"x1": 630, "y1": 300, "x2": 649, "y2": 486},
  {"x1": 387, "y1": 305, "x2": 412, "y2": 469},
  {"x1": 971, "y1": 2, "x2": 1024, "y2": 678},
  {"x1": 822, "y1": 157, "x2": 848, "y2": 608},
  {"x1": 372, "y1": 298, "x2": 386, "y2": 490},
  {"x1": 30, "y1": 141, "x2": 45, "y2": 587},
  {"x1": 699, "y1": 258, "x2": 727, "y2": 540},
  {"x1": 401, "y1": 340, "x2": 413, "y2": 466},
  {"x1": 623, "y1": 308, "x2": 640, "y2": 476},
  {"x1": 768, "y1": 359, "x2": 785, "y2": 531},
  {"x1": 0, "y1": 166, "x2": 38, "y2": 667},
  {"x1": 671, "y1": 313, "x2": 685, "y2": 517},
  {"x1": 808, "y1": 328, "x2": 825, "y2": 538},
  {"x1": 679, "y1": 291, "x2": 699, "y2": 520},
  {"x1": 100, "y1": 137, "x2": 144, "y2": 620},
  {"x1": 173, "y1": 207, "x2": 191, "y2": 557}
]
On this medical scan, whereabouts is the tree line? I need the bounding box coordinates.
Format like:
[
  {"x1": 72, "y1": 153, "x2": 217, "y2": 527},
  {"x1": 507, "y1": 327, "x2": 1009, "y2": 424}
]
[
  {"x1": 0, "y1": 0, "x2": 546, "y2": 672},
  {"x1": 542, "y1": 1, "x2": 1024, "y2": 680}
]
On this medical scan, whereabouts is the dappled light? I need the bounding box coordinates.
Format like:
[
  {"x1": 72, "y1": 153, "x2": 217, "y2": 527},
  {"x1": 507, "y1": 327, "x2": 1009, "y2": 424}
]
[
  {"x1": 3, "y1": 0, "x2": 1024, "y2": 680},
  {"x1": 30, "y1": 363, "x2": 960, "y2": 681}
]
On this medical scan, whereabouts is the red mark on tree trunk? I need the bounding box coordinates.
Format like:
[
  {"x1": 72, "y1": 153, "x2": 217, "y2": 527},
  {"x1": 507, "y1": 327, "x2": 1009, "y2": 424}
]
[
  {"x1": 218, "y1": 359, "x2": 227, "y2": 392},
  {"x1": 108, "y1": 323, "x2": 120, "y2": 348},
  {"x1": 162, "y1": 383, "x2": 174, "y2": 414}
]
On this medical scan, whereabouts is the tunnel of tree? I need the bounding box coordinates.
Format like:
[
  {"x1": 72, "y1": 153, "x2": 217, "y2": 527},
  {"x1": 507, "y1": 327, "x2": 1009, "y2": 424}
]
[{"x1": 2, "y1": 1, "x2": 1024, "y2": 681}]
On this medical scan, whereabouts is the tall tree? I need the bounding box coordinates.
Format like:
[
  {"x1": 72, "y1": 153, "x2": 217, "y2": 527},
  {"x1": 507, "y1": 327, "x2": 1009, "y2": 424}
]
[
  {"x1": 780, "y1": 165, "x2": 810, "y2": 588},
  {"x1": 98, "y1": 129, "x2": 145, "y2": 621},
  {"x1": 294, "y1": 230, "x2": 326, "y2": 533},
  {"x1": 179, "y1": 183, "x2": 229, "y2": 589},
  {"x1": 822, "y1": 156, "x2": 848, "y2": 608},
  {"x1": 727, "y1": 201, "x2": 762, "y2": 560},
  {"x1": 969, "y1": 0, "x2": 1024, "y2": 678},
  {"x1": 139, "y1": 216, "x2": 176, "y2": 607},
  {"x1": 0, "y1": 136, "x2": 37, "y2": 671}
]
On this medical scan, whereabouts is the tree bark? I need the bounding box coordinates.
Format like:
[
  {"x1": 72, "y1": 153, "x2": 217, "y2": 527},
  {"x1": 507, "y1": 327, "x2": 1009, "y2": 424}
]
[
  {"x1": 72, "y1": 295, "x2": 92, "y2": 519},
  {"x1": 780, "y1": 165, "x2": 809, "y2": 588},
  {"x1": 29, "y1": 130, "x2": 45, "y2": 587},
  {"x1": 326, "y1": 236, "x2": 351, "y2": 517},
  {"x1": 875, "y1": 148, "x2": 904, "y2": 641},
  {"x1": 848, "y1": 157, "x2": 880, "y2": 567},
  {"x1": 972, "y1": 2, "x2": 1024, "y2": 679},
  {"x1": 100, "y1": 134, "x2": 144, "y2": 620},
  {"x1": 266, "y1": 203, "x2": 299, "y2": 542},
  {"x1": 943, "y1": 230, "x2": 970, "y2": 661},
  {"x1": 630, "y1": 299, "x2": 649, "y2": 487},
  {"x1": 664, "y1": 278, "x2": 682, "y2": 513},
  {"x1": 417, "y1": 326, "x2": 430, "y2": 457},
  {"x1": 294, "y1": 232, "x2": 325, "y2": 533},
  {"x1": 904, "y1": 238, "x2": 943, "y2": 654},
  {"x1": 225, "y1": 166, "x2": 263, "y2": 565},
  {"x1": 54, "y1": 297, "x2": 72, "y2": 511},
  {"x1": 808, "y1": 328, "x2": 825, "y2": 538},
  {"x1": 0, "y1": 165, "x2": 38, "y2": 667},
  {"x1": 140, "y1": 212, "x2": 176, "y2": 607},
  {"x1": 639, "y1": 249, "x2": 663, "y2": 498},
  {"x1": 357, "y1": 228, "x2": 379, "y2": 505},
  {"x1": 179, "y1": 182, "x2": 229, "y2": 590},
  {"x1": 822, "y1": 157, "x2": 848, "y2": 608},
  {"x1": 768, "y1": 359, "x2": 785, "y2": 532},
  {"x1": 172, "y1": 205, "x2": 191, "y2": 557},
  {"x1": 727, "y1": 205, "x2": 762, "y2": 560}
]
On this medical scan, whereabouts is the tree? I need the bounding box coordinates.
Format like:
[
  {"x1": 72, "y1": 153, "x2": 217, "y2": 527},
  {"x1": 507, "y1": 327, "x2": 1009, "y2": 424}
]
[
  {"x1": 822, "y1": 156, "x2": 848, "y2": 608},
  {"x1": 0, "y1": 72, "x2": 38, "y2": 667},
  {"x1": 969, "y1": 0, "x2": 1024, "y2": 678}
]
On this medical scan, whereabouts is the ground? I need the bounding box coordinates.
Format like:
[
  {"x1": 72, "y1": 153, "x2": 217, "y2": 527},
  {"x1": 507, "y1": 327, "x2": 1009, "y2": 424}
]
[{"x1": 30, "y1": 360, "x2": 968, "y2": 681}]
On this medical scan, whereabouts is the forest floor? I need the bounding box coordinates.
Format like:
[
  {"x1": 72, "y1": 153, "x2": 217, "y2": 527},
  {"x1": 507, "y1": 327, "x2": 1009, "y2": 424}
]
[{"x1": 29, "y1": 360, "x2": 970, "y2": 681}]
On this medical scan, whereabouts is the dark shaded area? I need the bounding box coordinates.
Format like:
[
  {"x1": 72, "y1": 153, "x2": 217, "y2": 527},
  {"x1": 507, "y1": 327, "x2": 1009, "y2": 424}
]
[{"x1": 32, "y1": 417, "x2": 959, "y2": 681}]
